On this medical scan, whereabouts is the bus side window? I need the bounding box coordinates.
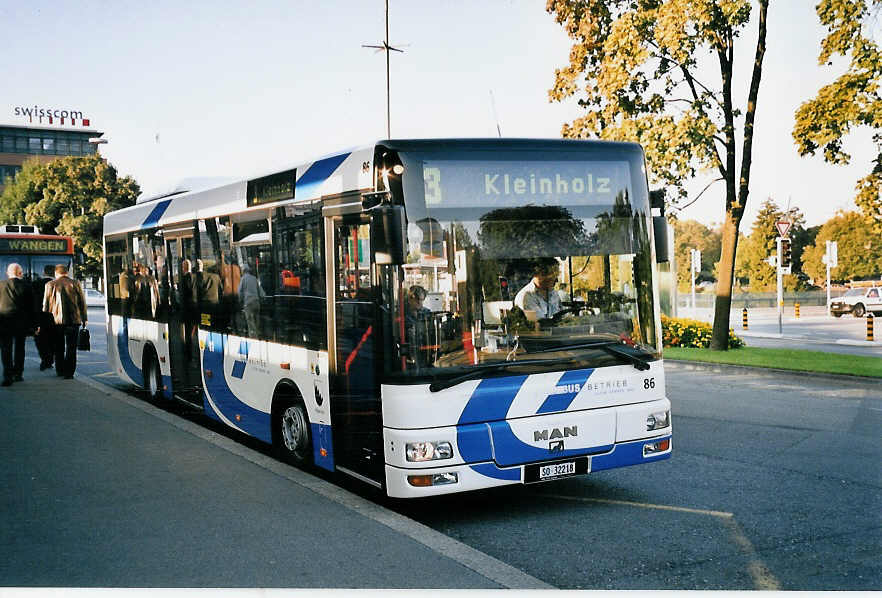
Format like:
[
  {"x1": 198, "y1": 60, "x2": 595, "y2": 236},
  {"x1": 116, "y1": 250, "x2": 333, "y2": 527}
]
[
  {"x1": 196, "y1": 218, "x2": 225, "y2": 331},
  {"x1": 104, "y1": 237, "x2": 128, "y2": 316},
  {"x1": 272, "y1": 203, "x2": 327, "y2": 349}
]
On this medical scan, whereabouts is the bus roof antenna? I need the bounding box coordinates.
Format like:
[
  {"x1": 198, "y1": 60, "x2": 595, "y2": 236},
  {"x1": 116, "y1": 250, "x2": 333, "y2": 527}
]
[{"x1": 362, "y1": 0, "x2": 405, "y2": 138}]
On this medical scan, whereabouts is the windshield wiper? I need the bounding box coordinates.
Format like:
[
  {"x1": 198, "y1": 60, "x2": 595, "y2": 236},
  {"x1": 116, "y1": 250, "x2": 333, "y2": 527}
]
[
  {"x1": 428, "y1": 358, "x2": 570, "y2": 393},
  {"x1": 524, "y1": 340, "x2": 652, "y2": 371}
]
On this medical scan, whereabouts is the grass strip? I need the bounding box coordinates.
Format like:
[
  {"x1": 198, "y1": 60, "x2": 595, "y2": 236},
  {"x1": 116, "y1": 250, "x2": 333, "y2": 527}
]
[{"x1": 664, "y1": 346, "x2": 882, "y2": 378}]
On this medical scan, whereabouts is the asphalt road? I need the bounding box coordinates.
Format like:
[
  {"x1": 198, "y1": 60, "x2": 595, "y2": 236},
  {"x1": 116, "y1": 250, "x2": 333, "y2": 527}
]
[{"x1": 70, "y1": 309, "x2": 882, "y2": 589}]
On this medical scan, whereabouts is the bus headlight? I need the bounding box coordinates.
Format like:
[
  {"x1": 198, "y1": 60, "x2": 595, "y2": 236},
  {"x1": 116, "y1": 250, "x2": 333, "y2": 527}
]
[
  {"x1": 646, "y1": 411, "x2": 670, "y2": 431},
  {"x1": 406, "y1": 441, "x2": 454, "y2": 462}
]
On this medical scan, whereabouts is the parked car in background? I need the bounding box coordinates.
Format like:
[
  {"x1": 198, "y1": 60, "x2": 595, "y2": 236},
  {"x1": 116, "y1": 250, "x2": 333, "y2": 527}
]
[
  {"x1": 84, "y1": 288, "x2": 106, "y2": 308},
  {"x1": 829, "y1": 286, "x2": 882, "y2": 318}
]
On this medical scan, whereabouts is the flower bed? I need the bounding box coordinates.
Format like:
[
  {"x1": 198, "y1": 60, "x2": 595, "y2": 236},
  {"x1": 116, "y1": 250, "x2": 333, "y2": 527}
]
[{"x1": 661, "y1": 315, "x2": 744, "y2": 349}]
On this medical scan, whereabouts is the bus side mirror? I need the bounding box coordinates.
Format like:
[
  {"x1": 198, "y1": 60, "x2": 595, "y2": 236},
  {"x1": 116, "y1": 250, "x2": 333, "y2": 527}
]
[
  {"x1": 652, "y1": 216, "x2": 669, "y2": 263},
  {"x1": 649, "y1": 189, "x2": 669, "y2": 263},
  {"x1": 372, "y1": 205, "x2": 407, "y2": 265}
]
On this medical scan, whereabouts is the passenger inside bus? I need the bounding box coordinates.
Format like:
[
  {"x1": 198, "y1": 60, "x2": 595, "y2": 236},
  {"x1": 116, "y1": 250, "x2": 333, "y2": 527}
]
[{"x1": 404, "y1": 285, "x2": 437, "y2": 368}]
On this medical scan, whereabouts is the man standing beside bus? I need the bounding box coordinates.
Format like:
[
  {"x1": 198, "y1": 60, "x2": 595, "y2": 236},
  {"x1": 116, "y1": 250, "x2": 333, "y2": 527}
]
[
  {"x1": 0, "y1": 263, "x2": 34, "y2": 386},
  {"x1": 42, "y1": 264, "x2": 87, "y2": 379}
]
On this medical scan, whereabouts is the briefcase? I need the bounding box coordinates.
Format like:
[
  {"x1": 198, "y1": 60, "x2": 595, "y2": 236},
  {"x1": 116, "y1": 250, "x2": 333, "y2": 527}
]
[{"x1": 78, "y1": 327, "x2": 91, "y2": 351}]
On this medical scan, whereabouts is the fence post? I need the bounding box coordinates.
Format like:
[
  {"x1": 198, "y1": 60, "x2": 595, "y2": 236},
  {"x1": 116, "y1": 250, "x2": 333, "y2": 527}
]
[
  {"x1": 742, "y1": 307, "x2": 748, "y2": 330},
  {"x1": 868, "y1": 314, "x2": 875, "y2": 342}
]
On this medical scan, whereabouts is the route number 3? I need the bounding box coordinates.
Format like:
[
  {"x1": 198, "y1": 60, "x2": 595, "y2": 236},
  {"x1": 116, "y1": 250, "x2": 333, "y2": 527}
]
[{"x1": 424, "y1": 167, "x2": 442, "y2": 205}]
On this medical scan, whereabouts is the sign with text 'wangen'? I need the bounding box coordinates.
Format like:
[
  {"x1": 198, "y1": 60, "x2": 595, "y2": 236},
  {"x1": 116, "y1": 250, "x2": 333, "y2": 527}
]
[
  {"x1": 0, "y1": 236, "x2": 73, "y2": 254},
  {"x1": 775, "y1": 220, "x2": 792, "y2": 238}
]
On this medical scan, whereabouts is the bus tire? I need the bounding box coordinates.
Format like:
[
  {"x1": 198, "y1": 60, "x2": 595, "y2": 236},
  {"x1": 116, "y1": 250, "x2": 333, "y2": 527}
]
[
  {"x1": 143, "y1": 348, "x2": 163, "y2": 400},
  {"x1": 853, "y1": 303, "x2": 866, "y2": 318},
  {"x1": 275, "y1": 398, "x2": 312, "y2": 466}
]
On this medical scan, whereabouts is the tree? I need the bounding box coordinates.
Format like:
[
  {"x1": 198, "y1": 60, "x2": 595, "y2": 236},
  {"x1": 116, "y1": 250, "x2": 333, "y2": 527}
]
[
  {"x1": 547, "y1": 0, "x2": 770, "y2": 350},
  {"x1": 793, "y1": 0, "x2": 882, "y2": 235},
  {"x1": 0, "y1": 157, "x2": 43, "y2": 225},
  {"x1": 802, "y1": 210, "x2": 882, "y2": 283},
  {"x1": 0, "y1": 154, "x2": 140, "y2": 280},
  {"x1": 672, "y1": 218, "x2": 721, "y2": 292}
]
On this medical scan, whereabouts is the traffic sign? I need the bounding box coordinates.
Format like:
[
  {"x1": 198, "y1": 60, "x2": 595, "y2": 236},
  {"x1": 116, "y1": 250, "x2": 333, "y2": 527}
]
[{"x1": 775, "y1": 220, "x2": 792, "y2": 238}]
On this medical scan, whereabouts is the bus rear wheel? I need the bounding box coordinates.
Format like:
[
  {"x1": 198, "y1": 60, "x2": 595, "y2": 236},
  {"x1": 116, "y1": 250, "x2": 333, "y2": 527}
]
[
  {"x1": 277, "y1": 401, "x2": 311, "y2": 465},
  {"x1": 143, "y1": 350, "x2": 163, "y2": 400}
]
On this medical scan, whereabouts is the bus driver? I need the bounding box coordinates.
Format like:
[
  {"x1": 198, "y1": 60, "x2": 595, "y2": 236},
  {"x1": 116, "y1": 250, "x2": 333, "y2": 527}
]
[{"x1": 514, "y1": 259, "x2": 562, "y2": 320}]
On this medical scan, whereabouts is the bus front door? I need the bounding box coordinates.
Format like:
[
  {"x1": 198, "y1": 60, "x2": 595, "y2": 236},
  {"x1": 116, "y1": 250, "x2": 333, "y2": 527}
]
[
  {"x1": 329, "y1": 217, "x2": 384, "y2": 486},
  {"x1": 165, "y1": 235, "x2": 203, "y2": 402}
]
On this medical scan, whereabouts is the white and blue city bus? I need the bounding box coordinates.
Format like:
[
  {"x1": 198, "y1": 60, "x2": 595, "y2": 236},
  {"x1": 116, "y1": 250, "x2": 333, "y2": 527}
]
[{"x1": 102, "y1": 139, "x2": 671, "y2": 498}]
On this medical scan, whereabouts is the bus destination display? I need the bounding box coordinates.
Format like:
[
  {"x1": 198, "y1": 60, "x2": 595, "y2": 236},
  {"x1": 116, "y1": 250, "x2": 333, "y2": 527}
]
[
  {"x1": 247, "y1": 168, "x2": 297, "y2": 207},
  {"x1": 0, "y1": 237, "x2": 70, "y2": 253},
  {"x1": 422, "y1": 160, "x2": 630, "y2": 208}
]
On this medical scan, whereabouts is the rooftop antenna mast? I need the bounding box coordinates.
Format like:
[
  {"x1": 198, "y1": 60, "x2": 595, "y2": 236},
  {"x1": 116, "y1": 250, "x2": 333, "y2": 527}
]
[
  {"x1": 363, "y1": 0, "x2": 404, "y2": 138},
  {"x1": 489, "y1": 90, "x2": 502, "y2": 137}
]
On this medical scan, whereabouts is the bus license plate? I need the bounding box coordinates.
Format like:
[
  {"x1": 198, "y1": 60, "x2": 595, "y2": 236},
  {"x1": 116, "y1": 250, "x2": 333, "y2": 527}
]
[
  {"x1": 524, "y1": 457, "x2": 590, "y2": 483},
  {"x1": 541, "y1": 461, "x2": 575, "y2": 479}
]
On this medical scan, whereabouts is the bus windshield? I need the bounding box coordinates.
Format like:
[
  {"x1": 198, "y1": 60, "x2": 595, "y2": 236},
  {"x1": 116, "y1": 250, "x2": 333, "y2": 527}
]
[{"x1": 378, "y1": 144, "x2": 658, "y2": 381}]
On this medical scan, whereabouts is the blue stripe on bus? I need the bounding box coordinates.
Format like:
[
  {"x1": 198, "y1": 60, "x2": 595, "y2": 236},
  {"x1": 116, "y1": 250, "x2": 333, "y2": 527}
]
[
  {"x1": 116, "y1": 317, "x2": 143, "y2": 384},
  {"x1": 202, "y1": 332, "x2": 271, "y2": 443},
  {"x1": 141, "y1": 199, "x2": 173, "y2": 229},
  {"x1": 536, "y1": 369, "x2": 594, "y2": 414},
  {"x1": 455, "y1": 369, "x2": 605, "y2": 479},
  {"x1": 312, "y1": 423, "x2": 334, "y2": 472},
  {"x1": 295, "y1": 153, "x2": 350, "y2": 199},
  {"x1": 591, "y1": 435, "x2": 672, "y2": 471}
]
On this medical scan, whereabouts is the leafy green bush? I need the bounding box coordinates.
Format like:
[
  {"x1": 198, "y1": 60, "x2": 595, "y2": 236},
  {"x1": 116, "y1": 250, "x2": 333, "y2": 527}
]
[{"x1": 661, "y1": 315, "x2": 744, "y2": 349}]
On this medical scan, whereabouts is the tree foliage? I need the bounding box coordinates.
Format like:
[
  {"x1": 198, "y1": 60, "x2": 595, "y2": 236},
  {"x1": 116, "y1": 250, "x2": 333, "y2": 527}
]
[
  {"x1": 547, "y1": 0, "x2": 770, "y2": 350},
  {"x1": 671, "y1": 218, "x2": 721, "y2": 292},
  {"x1": 0, "y1": 154, "x2": 140, "y2": 279},
  {"x1": 793, "y1": 0, "x2": 882, "y2": 234},
  {"x1": 801, "y1": 210, "x2": 882, "y2": 283}
]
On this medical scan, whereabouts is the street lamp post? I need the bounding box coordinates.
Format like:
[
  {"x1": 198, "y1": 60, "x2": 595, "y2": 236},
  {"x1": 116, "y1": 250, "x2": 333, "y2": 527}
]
[{"x1": 363, "y1": 0, "x2": 404, "y2": 138}]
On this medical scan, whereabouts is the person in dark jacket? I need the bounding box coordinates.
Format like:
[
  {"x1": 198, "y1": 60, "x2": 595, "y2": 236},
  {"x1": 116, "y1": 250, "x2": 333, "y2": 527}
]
[
  {"x1": 0, "y1": 263, "x2": 34, "y2": 386},
  {"x1": 32, "y1": 264, "x2": 56, "y2": 370},
  {"x1": 42, "y1": 264, "x2": 87, "y2": 380}
]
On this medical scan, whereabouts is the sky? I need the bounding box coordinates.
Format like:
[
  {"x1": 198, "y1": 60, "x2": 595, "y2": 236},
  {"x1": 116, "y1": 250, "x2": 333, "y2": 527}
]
[{"x1": 2, "y1": 0, "x2": 876, "y2": 229}]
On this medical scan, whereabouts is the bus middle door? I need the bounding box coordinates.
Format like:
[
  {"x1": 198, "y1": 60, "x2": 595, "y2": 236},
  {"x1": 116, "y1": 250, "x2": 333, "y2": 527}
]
[
  {"x1": 164, "y1": 232, "x2": 203, "y2": 402},
  {"x1": 328, "y1": 216, "x2": 383, "y2": 485}
]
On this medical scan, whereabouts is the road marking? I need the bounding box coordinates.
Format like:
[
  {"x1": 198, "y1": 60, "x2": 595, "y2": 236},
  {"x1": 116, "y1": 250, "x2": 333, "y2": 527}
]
[
  {"x1": 75, "y1": 374, "x2": 552, "y2": 590},
  {"x1": 92, "y1": 371, "x2": 117, "y2": 378},
  {"x1": 538, "y1": 493, "x2": 734, "y2": 518},
  {"x1": 538, "y1": 493, "x2": 781, "y2": 591}
]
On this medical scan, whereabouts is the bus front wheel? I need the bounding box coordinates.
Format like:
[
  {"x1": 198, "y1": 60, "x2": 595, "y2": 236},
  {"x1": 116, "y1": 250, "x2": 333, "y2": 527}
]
[{"x1": 277, "y1": 401, "x2": 312, "y2": 466}]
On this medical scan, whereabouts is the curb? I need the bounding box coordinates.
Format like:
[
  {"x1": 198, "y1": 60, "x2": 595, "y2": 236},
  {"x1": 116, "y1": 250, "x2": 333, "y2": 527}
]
[{"x1": 664, "y1": 359, "x2": 882, "y2": 384}]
